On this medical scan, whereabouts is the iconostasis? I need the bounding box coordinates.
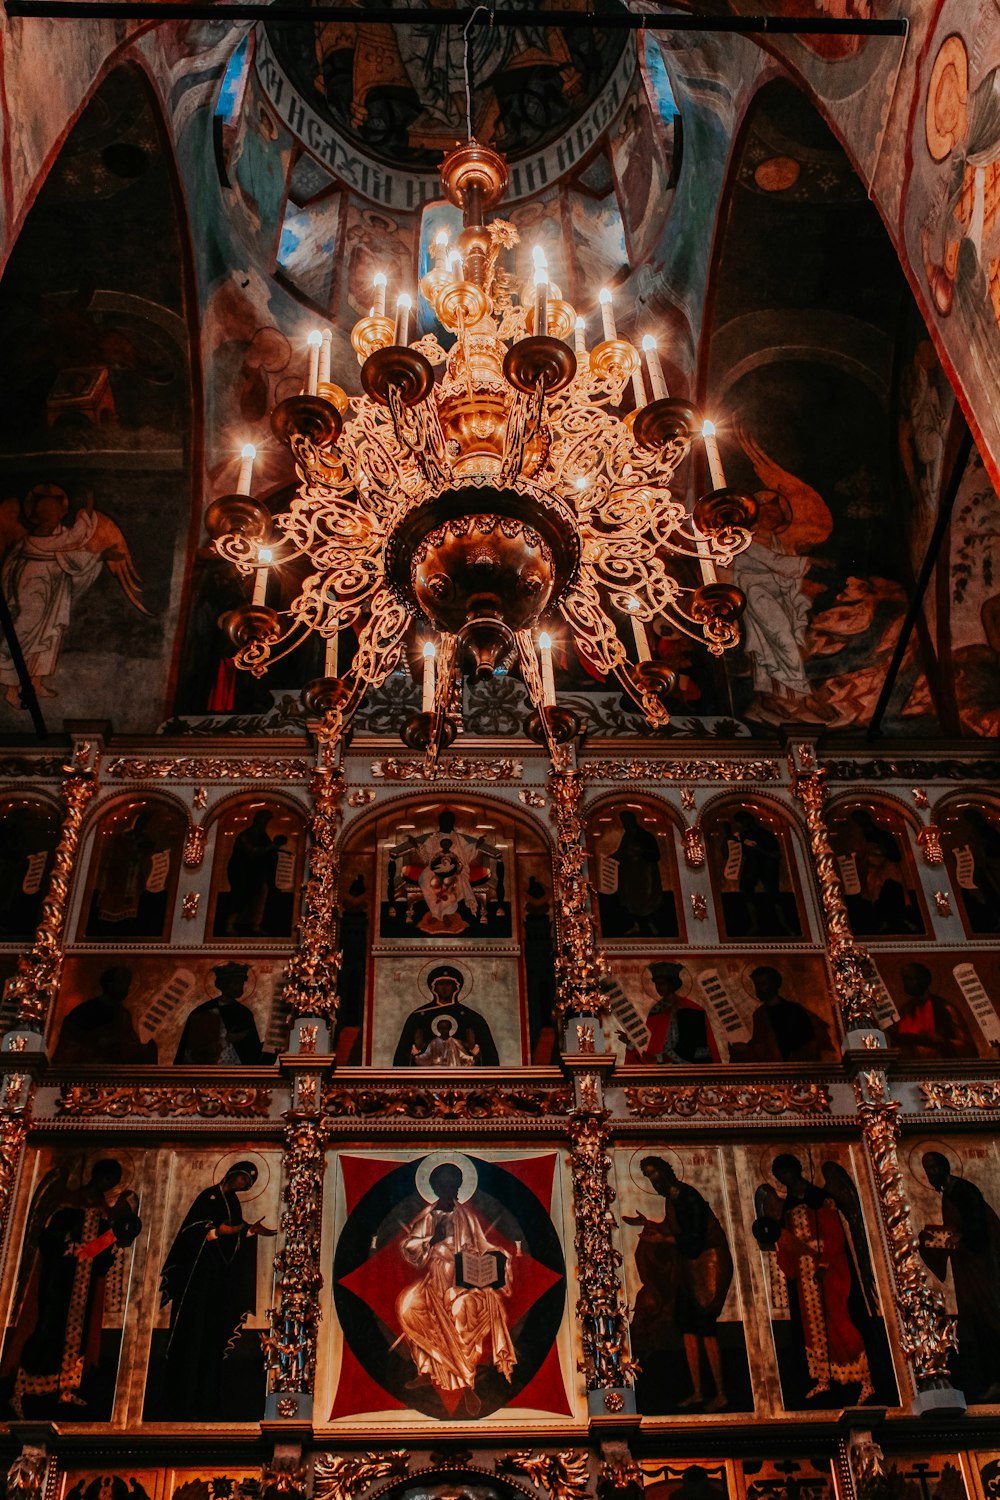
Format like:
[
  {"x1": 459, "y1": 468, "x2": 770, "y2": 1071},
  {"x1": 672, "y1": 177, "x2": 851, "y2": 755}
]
[{"x1": 1, "y1": 743, "x2": 1000, "y2": 1467}]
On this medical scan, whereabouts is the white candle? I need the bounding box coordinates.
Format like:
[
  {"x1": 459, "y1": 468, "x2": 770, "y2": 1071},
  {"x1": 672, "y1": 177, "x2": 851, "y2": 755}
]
[
  {"x1": 641, "y1": 335, "x2": 668, "y2": 401},
  {"x1": 532, "y1": 246, "x2": 549, "y2": 337},
  {"x1": 631, "y1": 366, "x2": 646, "y2": 411},
  {"x1": 574, "y1": 316, "x2": 586, "y2": 356},
  {"x1": 395, "y1": 293, "x2": 412, "y2": 346},
  {"x1": 701, "y1": 420, "x2": 727, "y2": 489},
  {"x1": 373, "y1": 272, "x2": 387, "y2": 318},
  {"x1": 694, "y1": 533, "x2": 718, "y2": 586},
  {"x1": 324, "y1": 633, "x2": 338, "y2": 677},
  {"x1": 446, "y1": 250, "x2": 464, "y2": 280},
  {"x1": 252, "y1": 545, "x2": 272, "y2": 606},
  {"x1": 421, "y1": 640, "x2": 436, "y2": 712},
  {"x1": 306, "y1": 330, "x2": 322, "y2": 395},
  {"x1": 538, "y1": 631, "x2": 556, "y2": 707},
  {"x1": 319, "y1": 329, "x2": 332, "y2": 386},
  {"x1": 627, "y1": 601, "x2": 650, "y2": 661},
  {"x1": 599, "y1": 287, "x2": 616, "y2": 341},
  {"x1": 237, "y1": 443, "x2": 256, "y2": 495},
  {"x1": 434, "y1": 229, "x2": 450, "y2": 268}
]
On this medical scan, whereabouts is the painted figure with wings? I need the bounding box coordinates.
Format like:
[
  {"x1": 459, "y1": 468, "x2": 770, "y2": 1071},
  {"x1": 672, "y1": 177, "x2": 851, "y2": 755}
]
[
  {"x1": 733, "y1": 432, "x2": 833, "y2": 712},
  {"x1": 0, "y1": 483, "x2": 148, "y2": 708},
  {"x1": 752, "y1": 1153, "x2": 878, "y2": 1406}
]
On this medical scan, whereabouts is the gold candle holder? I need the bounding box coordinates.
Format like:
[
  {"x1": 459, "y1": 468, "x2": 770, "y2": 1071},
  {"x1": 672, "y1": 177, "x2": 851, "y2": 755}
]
[{"x1": 351, "y1": 314, "x2": 394, "y2": 363}]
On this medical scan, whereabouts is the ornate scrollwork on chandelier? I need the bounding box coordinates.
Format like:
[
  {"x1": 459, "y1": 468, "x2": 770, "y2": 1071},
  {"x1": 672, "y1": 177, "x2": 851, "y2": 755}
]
[{"x1": 209, "y1": 140, "x2": 756, "y2": 764}]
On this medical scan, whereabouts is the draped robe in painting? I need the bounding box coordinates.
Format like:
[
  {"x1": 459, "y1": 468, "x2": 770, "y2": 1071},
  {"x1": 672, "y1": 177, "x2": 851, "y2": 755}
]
[
  {"x1": 158, "y1": 1183, "x2": 259, "y2": 1419},
  {"x1": 396, "y1": 1200, "x2": 515, "y2": 1395},
  {"x1": 775, "y1": 1187, "x2": 872, "y2": 1392}
]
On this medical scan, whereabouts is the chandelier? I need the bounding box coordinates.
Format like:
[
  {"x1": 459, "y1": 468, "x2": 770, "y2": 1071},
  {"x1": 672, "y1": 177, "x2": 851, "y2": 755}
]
[{"x1": 207, "y1": 139, "x2": 757, "y2": 760}]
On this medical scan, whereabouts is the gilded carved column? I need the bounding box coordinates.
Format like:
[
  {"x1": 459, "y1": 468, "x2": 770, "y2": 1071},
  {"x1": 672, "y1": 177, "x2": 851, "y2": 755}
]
[
  {"x1": 854, "y1": 1068, "x2": 962, "y2": 1415},
  {"x1": 282, "y1": 716, "x2": 346, "y2": 1041},
  {"x1": 547, "y1": 754, "x2": 609, "y2": 1023},
  {"x1": 4, "y1": 736, "x2": 99, "y2": 1045},
  {"x1": 789, "y1": 745, "x2": 882, "y2": 1038},
  {"x1": 568, "y1": 1101, "x2": 637, "y2": 1415},
  {"x1": 263, "y1": 1096, "x2": 327, "y2": 1420}
]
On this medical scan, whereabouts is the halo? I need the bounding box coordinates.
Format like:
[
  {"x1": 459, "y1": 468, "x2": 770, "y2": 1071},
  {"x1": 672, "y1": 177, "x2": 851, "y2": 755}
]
[
  {"x1": 640, "y1": 961, "x2": 689, "y2": 1001},
  {"x1": 926, "y1": 34, "x2": 969, "y2": 163},
  {"x1": 415, "y1": 1150, "x2": 478, "y2": 1204},
  {"x1": 418, "y1": 958, "x2": 472, "y2": 1000},
  {"x1": 213, "y1": 1149, "x2": 271, "y2": 1202},
  {"x1": 207, "y1": 960, "x2": 258, "y2": 1001},
  {"x1": 628, "y1": 1147, "x2": 684, "y2": 1196},
  {"x1": 907, "y1": 1139, "x2": 963, "y2": 1184}
]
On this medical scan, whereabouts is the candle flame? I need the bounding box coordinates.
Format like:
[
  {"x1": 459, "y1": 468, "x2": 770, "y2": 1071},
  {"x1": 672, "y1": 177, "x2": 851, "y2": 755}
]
[
  {"x1": 434, "y1": 228, "x2": 450, "y2": 246},
  {"x1": 598, "y1": 288, "x2": 613, "y2": 305},
  {"x1": 538, "y1": 631, "x2": 552, "y2": 649},
  {"x1": 575, "y1": 316, "x2": 585, "y2": 330},
  {"x1": 701, "y1": 419, "x2": 717, "y2": 436},
  {"x1": 396, "y1": 293, "x2": 412, "y2": 310},
  {"x1": 422, "y1": 640, "x2": 436, "y2": 659},
  {"x1": 307, "y1": 329, "x2": 323, "y2": 346},
  {"x1": 373, "y1": 271, "x2": 387, "y2": 288},
  {"x1": 531, "y1": 244, "x2": 548, "y2": 270},
  {"x1": 241, "y1": 443, "x2": 257, "y2": 459},
  {"x1": 641, "y1": 334, "x2": 657, "y2": 352},
  {"x1": 258, "y1": 546, "x2": 273, "y2": 564}
]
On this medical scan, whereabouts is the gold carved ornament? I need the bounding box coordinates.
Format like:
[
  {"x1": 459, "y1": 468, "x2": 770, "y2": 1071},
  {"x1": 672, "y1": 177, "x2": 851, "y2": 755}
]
[
  {"x1": 281, "y1": 719, "x2": 346, "y2": 1025},
  {"x1": 921, "y1": 1080, "x2": 1000, "y2": 1111},
  {"x1": 583, "y1": 758, "x2": 780, "y2": 782},
  {"x1": 548, "y1": 762, "x2": 610, "y2": 1022},
  {"x1": 497, "y1": 1451, "x2": 591, "y2": 1500},
  {"x1": 323, "y1": 1084, "x2": 572, "y2": 1119},
  {"x1": 6, "y1": 753, "x2": 98, "y2": 1033},
  {"x1": 372, "y1": 757, "x2": 523, "y2": 781},
  {"x1": 312, "y1": 1453, "x2": 411, "y2": 1500},
  {"x1": 682, "y1": 825, "x2": 705, "y2": 867},
  {"x1": 183, "y1": 822, "x2": 207, "y2": 868},
  {"x1": 569, "y1": 1111, "x2": 637, "y2": 1392},
  {"x1": 916, "y1": 824, "x2": 944, "y2": 866},
  {"x1": 104, "y1": 755, "x2": 310, "y2": 780},
  {"x1": 264, "y1": 1115, "x2": 327, "y2": 1394},
  {"x1": 0, "y1": 1116, "x2": 27, "y2": 1239},
  {"x1": 854, "y1": 1077, "x2": 956, "y2": 1389},
  {"x1": 792, "y1": 767, "x2": 882, "y2": 1031},
  {"x1": 624, "y1": 1082, "x2": 830, "y2": 1119},
  {"x1": 56, "y1": 1085, "x2": 272, "y2": 1118}
]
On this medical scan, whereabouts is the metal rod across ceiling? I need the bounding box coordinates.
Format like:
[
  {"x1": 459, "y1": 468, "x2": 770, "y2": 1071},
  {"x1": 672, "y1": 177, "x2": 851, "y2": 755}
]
[{"x1": 2, "y1": 2, "x2": 908, "y2": 32}]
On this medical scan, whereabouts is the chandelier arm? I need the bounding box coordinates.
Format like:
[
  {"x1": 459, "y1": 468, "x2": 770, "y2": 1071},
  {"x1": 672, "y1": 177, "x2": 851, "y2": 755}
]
[
  {"x1": 423, "y1": 632, "x2": 460, "y2": 776},
  {"x1": 558, "y1": 581, "x2": 629, "y2": 677},
  {"x1": 660, "y1": 598, "x2": 742, "y2": 657},
  {"x1": 350, "y1": 586, "x2": 413, "y2": 692},
  {"x1": 514, "y1": 629, "x2": 545, "y2": 713},
  {"x1": 612, "y1": 660, "x2": 672, "y2": 729}
]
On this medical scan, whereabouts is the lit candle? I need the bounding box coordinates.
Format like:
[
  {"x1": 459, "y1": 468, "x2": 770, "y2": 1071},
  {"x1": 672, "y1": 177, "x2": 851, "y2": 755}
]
[
  {"x1": 599, "y1": 287, "x2": 616, "y2": 341},
  {"x1": 421, "y1": 639, "x2": 436, "y2": 713},
  {"x1": 446, "y1": 250, "x2": 464, "y2": 280},
  {"x1": 395, "y1": 293, "x2": 412, "y2": 346},
  {"x1": 574, "y1": 316, "x2": 586, "y2": 356},
  {"x1": 532, "y1": 245, "x2": 548, "y2": 337},
  {"x1": 373, "y1": 271, "x2": 387, "y2": 318},
  {"x1": 641, "y1": 334, "x2": 669, "y2": 401},
  {"x1": 319, "y1": 329, "x2": 332, "y2": 387},
  {"x1": 237, "y1": 442, "x2": 256, "y2": 495},
  {"x1": 538, "y1": 631, "x2": 556, "y2": 707},
  {"x1": 306, "y1": 329, "x2": 322, "y2": 395},
  {"x1": 324, "y1": 632, "x2": 338, "y2": 678},
  {"x1": 627, "y1": 599, "x2": 650, "y2": 661},
  {"x1": 434, "y1": 228, "x2": 450, "y2": 268},
  {"x1": 631, "y1": 365, "x2": 646, "y2": 411},
  {"x1": 701, "y1": 419, "x2": 727, "y2": 490},
  {"x1": 252, "y1": 545, "x2": 273, "y2": 606}
]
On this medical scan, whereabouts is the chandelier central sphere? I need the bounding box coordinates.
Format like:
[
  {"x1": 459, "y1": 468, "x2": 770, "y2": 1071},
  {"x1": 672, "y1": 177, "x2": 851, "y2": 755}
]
[{"x1": 208, "y1": 136, "x2": 758, "y2": 761}]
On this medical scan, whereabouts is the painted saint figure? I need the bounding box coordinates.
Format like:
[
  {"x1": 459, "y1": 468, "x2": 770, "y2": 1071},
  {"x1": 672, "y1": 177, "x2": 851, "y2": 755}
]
[
  {"x1": 729, "y1": 966, "x2": 833, "y2": 1063},
  {"x1": 597, "y1": 809, "x2": 678, "y2": 939},
  {"x1": 216, "y1": 809, "x2": 291, "y2": 937},
  {"x1": 156, "y1": 1161, "x2": 275, "y2": 1421},
  {"x1": 54, "y1": 965, "x2": 157, "y2": 1066},
  {"x1": 717, "y1": 809, "x2": 800, "y2": 938},
  {"x1": 625, "y1": 1157, "x2": 733, "y2": 1412},
  {"x1": 86, "y1": 805, "x2": 174, "y2": 939},
  {"x1": 413, "y1": 1015, "x2": 479, "y2": 1067},
  {"x1": 918, "y1": 1151, "x2": 1000, "y2": 1402},
  {"x1": 386, "y1": 810, "x2": 504, "y2": 936},
  {"x1": 887, "y1": 963, "x2": 975, "y2": 1059},
  {"x1": 393, "y1": 966, "x2": 499, "y2": 1067},
  {"x1": 1, "y1": 1158, "x2": 141, "y2": 1418},
  {"x1": 753, "y1": 1155, "x2": 878, "y2": 1407},
  {"x1": 396, "y1": 1161, "x2": 515, "y2": 1418},
  {"x1": 0, "y1": 484, "x2": 148, "y2": 707},
  {"x1": 173, "y1": 962, "x2": 271, "y2": 1066},
  {"x1": 624, "y1": 962, "x2": 720, "y2": 1066}
]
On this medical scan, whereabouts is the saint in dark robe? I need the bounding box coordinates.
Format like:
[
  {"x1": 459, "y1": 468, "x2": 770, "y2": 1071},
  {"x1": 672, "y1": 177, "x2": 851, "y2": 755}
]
[
  {"x1": 1, "y1": 1158, "x2": 141, "y2": 1418},
  {"x1": 213, "y1": 810, "x2": 293, "y2": 938},
  {"x1": 952, "y1": 808, "x2": 1000, "y2": 934},
  {"x1": 918, "y1": 1151, "x2": 1000, "y2": 1401},
  {"x1": 887, "y1": 964, "x2": 975, "y2": 1059},
  {"x1": 597, "y1": 809, "x2": 678, "y2": 938},
  {"x1": 86, "y1": 807, "x2": 174, "y2": 939},
  {"x1": 625, "y1": 1157, "x2": 735, "y2": 1413},
  {"x1": 152, "y1": 1161, "x2": 275, "y2": 1421},
  {"x1": 392, "y1": 966, "x2": 499, "y2": 1067},
  {"x1": 54, "y1": 965, "x2": 158, "y2": 1066},
  {"x1": 729, "y1": 966, "x2": 833, "y2": 1063},
  {"x1": 173, "y1": 962, "x2": 272, "y2": 1065},
  {"x1": 624, "y1": 963, "x2": 720, "y2": 1065},
  {"x1": 719, "y1": 810, "x2": 800, "y2": 938}
]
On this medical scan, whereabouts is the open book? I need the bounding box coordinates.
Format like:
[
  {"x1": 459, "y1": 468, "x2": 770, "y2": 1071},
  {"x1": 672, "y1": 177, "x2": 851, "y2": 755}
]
[{"x1": 455, "y1": 1249, "x2": 507, "y2": 1290}]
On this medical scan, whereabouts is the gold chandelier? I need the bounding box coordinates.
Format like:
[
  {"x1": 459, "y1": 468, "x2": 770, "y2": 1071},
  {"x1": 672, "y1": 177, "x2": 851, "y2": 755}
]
[{"x1": 207, "y1": 140, "x2": 757, "y2": 760}]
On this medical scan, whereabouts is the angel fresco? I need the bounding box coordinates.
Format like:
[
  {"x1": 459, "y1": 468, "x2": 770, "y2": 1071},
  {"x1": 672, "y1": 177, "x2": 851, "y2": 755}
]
[
  {"x1": 0, "y1": 1157, "x2": 141, "y2": 1420},
  {"x1": 0, "y1": 484, "x2": 148, "y2": 707},
  {"x1": 752, "y1": 1154, "x2": 895, "y2": 1410}
]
